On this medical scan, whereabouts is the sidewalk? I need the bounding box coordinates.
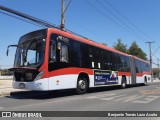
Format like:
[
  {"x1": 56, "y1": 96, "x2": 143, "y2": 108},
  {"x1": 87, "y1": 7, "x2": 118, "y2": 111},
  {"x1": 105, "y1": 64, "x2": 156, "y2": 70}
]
[
  {"x1": 0, "y1": 79, "x2": 26, "y2": 96},
  {"x1": 0, "y1": 79, "x2": 160, "y2": 97}
]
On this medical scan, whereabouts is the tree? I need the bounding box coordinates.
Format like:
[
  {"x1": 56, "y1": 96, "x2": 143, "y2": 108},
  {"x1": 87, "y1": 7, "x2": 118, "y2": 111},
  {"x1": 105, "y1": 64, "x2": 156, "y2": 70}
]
[
  {"x1": 128, "y1": 41, "x2": 147, "y2": 60},
  {"x1": 152, "y1": 68, "x2": 160, "y2": 78},
  {"x1": 113, "y1": 38, "x2": 127, "y2": 53},
  {"x1": 101, "y1": 43, "x2": 107, "y2": 46},
  {"x1": 1, "y1": 69, "x2": 13, "y2": 76}
]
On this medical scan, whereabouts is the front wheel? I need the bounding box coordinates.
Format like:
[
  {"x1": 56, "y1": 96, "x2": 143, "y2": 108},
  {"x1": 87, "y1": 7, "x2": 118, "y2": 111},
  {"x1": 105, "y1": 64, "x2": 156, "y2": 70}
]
[
  {"x1": 143, "y1": 77, "x2": 147, "y2": 85},
  {"x1": 76, "y1": 78, "x2": 88, "y2": 94}
]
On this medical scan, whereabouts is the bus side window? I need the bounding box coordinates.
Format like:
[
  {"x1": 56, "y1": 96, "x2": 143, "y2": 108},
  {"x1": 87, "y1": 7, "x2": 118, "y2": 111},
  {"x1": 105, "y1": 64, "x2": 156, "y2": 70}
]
[{"x1": 60, "y1": 44, "x2": 69, "y2": 63}]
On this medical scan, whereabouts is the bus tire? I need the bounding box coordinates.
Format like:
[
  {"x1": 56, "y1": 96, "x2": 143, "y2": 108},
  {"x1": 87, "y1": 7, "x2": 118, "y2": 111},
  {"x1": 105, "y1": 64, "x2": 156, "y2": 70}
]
[
  {"x1": 143, "y1": 77, "x2": 147, "y2": 85},
  {"x1": 76, "y1": 77, "x2": 88, "y2": 94},
  {"x1": 121, "y1": 77, "x2": 126, "y2": 89}
]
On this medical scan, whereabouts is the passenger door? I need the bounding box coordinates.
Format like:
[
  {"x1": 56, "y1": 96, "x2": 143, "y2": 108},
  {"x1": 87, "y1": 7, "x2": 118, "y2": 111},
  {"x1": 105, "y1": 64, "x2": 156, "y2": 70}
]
[{"x1": 129, "y1": 56, "x2": 136, "y2": 85}]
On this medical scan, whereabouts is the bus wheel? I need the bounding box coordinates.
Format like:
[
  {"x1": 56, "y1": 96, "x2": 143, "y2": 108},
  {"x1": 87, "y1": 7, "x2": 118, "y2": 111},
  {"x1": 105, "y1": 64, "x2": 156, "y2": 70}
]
[
  {"x1": 144, "y1": 77, "x2": 147, "y2": 85},
  {"x1": 121, "y1": 77, "x2": 126, "y2": 89},
  {"x1": 76, "y1": 78, "x2": 88, "y2": 94}
]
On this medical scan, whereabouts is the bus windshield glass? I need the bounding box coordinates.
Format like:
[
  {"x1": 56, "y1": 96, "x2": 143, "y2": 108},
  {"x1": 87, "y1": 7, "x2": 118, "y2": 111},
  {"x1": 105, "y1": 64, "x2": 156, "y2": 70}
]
[{"x1": 14, "y1": 38, "x2": 46, "y2": 68}]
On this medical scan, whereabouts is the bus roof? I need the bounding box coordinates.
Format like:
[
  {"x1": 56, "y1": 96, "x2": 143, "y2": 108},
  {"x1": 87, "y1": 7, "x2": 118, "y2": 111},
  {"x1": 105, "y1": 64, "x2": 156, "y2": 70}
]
[{"x1": 47, "y1": 28, "x2": 149, "y2": 64}]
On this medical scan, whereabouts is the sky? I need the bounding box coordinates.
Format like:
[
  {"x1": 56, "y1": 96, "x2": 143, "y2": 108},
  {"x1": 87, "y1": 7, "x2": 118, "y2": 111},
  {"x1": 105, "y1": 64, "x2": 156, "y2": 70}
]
[{"x1": 0, "y1": 0, "x2": 160, "y2": 69}]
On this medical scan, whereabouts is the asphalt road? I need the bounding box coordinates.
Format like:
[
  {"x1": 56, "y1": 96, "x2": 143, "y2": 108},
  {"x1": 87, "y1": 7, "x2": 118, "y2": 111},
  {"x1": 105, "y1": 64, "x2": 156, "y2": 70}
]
[{"x1": 0, "y1": 82, "x2": 160, "y2": 120}]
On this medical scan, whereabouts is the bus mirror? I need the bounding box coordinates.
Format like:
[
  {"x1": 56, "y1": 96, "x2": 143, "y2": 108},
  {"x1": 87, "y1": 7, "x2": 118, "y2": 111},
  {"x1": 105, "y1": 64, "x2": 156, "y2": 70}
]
[
  {"x1": 6, "y1": 47, "x2": 9, "y2": 56},
  {"x1": 6, "y1": 45, "x2": 18, "y2": 56}
]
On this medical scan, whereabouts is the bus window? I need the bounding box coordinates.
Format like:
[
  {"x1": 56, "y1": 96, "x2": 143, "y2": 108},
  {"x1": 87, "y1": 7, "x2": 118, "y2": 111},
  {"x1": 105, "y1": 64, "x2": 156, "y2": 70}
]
[
  {"x1": 49, "y1": 41, "x2": 56, "y2": 63},
  {"x1": 60, "y1": 44, "x2": 68, "y2": 62},
  {"x1": 27, "y1": 49, "x2": 36, "y2": 64}
]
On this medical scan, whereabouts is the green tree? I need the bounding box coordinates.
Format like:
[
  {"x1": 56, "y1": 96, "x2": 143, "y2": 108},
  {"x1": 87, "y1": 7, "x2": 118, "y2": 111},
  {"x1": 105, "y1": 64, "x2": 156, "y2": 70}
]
[
  {"x1": 113, "y1": 39, "x2": 127, "y2": 53},
  {"x1": 152, "y1": 68, "x2": 160, "y2": 78},
  {"x1": 101, "y1": 43, "x2": 107, "y2": 46},
  {"x1": 128, "y1": 41, "x2": 147, "y2": 60},
  {"x1": 1, "y1": 69, "x2": 13, "y2": 76}
]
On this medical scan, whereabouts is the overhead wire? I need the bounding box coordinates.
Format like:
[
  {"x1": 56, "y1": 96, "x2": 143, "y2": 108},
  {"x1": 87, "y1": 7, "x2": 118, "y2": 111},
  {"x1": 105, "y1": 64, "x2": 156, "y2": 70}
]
[
  {"x1": 0, "y1": 5, "x2": 59, "y2": 28},
  {"x1": 84, "y1": 0, "x2": 147, "y2": 42},
  {"x1": 0, "y1": 2, "x2": 159, "y2": 64},
  {"x1": 89, "y1": 0, "x2": 147, "y2": 42},
  {"x1": 0, "y1": 11, "x2": 45, "y2": 28},
  {"x1": 64, "y1": 0, "x2": 72, "y2": 14},
  {"x1": 103, "y1": 0, "x2": 159, "y2": 63},
  {"x1": 67, "y1": 15, "x2": 105, "y2": 41},
  {"x1": 85, "y1": 0, "x2": 160, "y2": 65},
  {"x1": 104, "y1": 0, "x2": 153, "y2": 41}
]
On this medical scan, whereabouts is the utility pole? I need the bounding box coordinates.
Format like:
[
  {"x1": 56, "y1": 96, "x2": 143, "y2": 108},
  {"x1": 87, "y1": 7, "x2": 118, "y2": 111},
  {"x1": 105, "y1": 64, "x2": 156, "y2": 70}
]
[
  {"x1": 60, "y1": 0, "x2": 72, "y2": 31},
  {"x1": 146, "y1": 41, "x2": 155, "y2": 81},
  {"x1": 61, "y1": 0, "x2": 65, "y2": 31}
]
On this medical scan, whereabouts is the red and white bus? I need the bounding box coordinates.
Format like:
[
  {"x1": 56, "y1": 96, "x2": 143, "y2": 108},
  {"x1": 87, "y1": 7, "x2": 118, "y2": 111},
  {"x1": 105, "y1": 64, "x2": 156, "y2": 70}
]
[{"x1": 7, "y1": 28, "x2": 151, "y2": 94}]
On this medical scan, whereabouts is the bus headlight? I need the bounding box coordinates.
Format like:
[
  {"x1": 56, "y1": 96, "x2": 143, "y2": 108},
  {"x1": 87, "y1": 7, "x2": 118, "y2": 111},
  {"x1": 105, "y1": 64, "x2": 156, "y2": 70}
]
[{"x1": 34, "y1": 70, "x2": 44, "y2": 81}]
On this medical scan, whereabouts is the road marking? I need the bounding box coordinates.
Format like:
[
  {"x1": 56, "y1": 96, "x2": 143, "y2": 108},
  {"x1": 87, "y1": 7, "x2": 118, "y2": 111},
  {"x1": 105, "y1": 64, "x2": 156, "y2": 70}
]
[
  {"x1": 156, "y1": 87, "x2": 160, "y2": 89},
  {"x1": 86, "y1": 93, "x2": 160, "y2": 104},
  {"x1": 100, "y1": 94, "x2": 127, "y2": 100},
  {"x1": 115, "y1": 95, "x2": 144, "y2": 102},
  {"x1": 86, "y1": 93, "x2": 116, "y2": 99},
  {"x1": 140, "y1": 90, "x2": 160, "y2": 94},
  {"x1": 0, "y1": 107, "x2": 4, "y2": 109},
  {"x1": 133, "y1": 95, "x2": 160, "y2": 103}
]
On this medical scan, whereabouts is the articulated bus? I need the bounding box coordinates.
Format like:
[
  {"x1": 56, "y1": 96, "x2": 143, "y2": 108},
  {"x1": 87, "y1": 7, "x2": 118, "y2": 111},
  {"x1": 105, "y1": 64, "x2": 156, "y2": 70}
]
[{"x1": 7, "y1": 28, "x2": 151, "y2": 94}]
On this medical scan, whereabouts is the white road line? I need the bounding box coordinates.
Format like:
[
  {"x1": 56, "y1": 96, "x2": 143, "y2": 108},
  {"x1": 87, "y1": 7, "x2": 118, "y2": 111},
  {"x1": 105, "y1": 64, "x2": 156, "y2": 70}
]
[
  {"x1": 0, "y1": 107, "x2": 4, "y2": 109},
  {"x1": 133, "y1": 95, "x2": 160, "y2": 104},
  {"x1": 86, "y1": 93, "x2": 116, "y2": 99},
  {"x1": 115, "y1": 95, "x2": 145, "y2": 102},
  {"x1": 100, "y1": 94, "x2": 127, "y2": 100}
]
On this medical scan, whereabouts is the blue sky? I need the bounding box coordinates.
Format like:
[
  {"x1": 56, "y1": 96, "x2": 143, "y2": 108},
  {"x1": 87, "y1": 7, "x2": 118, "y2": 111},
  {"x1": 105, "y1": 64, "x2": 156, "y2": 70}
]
[{"x1": 0, "y1": 0, "x2": 160, "y2": 68}]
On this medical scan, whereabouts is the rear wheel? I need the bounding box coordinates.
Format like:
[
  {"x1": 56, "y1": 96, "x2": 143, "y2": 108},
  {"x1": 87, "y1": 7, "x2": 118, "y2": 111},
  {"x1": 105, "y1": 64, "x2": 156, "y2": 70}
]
[
  {"x1": 121, "y1": 77, "x2": 126, "y2": 89},
  {"x1": 76, "y1": 78, "x2": 88, "y2": 94}
]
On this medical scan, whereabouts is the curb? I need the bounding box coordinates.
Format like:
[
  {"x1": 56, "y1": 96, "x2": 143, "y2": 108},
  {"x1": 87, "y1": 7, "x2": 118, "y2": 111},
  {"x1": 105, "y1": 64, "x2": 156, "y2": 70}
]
[
  {"x1": 0, "y1": 87, "x2": 14, "y2": 96},
  {"x1": 0, "y1": 91, "x2": 10, "y2": 96},
  {"x1": 0, "y1": 89, "x2": 27, "y2": 97}
]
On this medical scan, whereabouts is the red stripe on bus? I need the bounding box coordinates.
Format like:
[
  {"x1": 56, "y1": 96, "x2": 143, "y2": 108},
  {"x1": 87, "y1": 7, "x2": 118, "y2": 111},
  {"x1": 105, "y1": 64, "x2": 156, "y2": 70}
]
[
  {"x1": 45, "y1": 68, "x2": 151, "y2": 78},
  {"x1": 48, "y1": 68, "x2": 94, "y2": 77},
  {"x1": 118, "y1": 72, "x2": 151, "y2": 77},
  {"x1": 118, "y1": 72, "x2": 131, "y2": 76},
  {"x1": 136, "y1": 72, "x2": 151, "y2": 77}
]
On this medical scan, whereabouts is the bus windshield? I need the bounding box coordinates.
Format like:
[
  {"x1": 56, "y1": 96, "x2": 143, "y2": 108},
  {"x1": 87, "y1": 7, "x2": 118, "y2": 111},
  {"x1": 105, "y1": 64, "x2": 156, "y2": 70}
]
[{"x1": 14, "y1": 38, "x2": 46, "y2": 68}]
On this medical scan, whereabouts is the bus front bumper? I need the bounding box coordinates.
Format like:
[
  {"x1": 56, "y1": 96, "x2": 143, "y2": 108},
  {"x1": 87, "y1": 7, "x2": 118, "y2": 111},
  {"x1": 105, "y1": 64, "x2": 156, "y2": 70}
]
[{"x1": 12, "y1": 78, "x2": 49, "y2": 91}]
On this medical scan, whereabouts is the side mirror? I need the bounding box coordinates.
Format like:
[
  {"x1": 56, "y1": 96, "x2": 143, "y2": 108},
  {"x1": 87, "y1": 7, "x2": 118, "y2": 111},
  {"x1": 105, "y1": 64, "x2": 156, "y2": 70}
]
[
  {"x1": 6, "y1": 46, "x2": 9, "y2": 56},
  {"x1": 6, "y1": 45, "x2": 18, "y2": 56}
]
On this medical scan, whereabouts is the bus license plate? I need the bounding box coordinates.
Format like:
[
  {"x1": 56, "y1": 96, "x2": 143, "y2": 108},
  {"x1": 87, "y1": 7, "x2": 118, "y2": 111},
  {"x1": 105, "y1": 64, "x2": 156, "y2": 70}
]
[{"x1": 19, "y1": 83, "x2": 25, "y2": 89}]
